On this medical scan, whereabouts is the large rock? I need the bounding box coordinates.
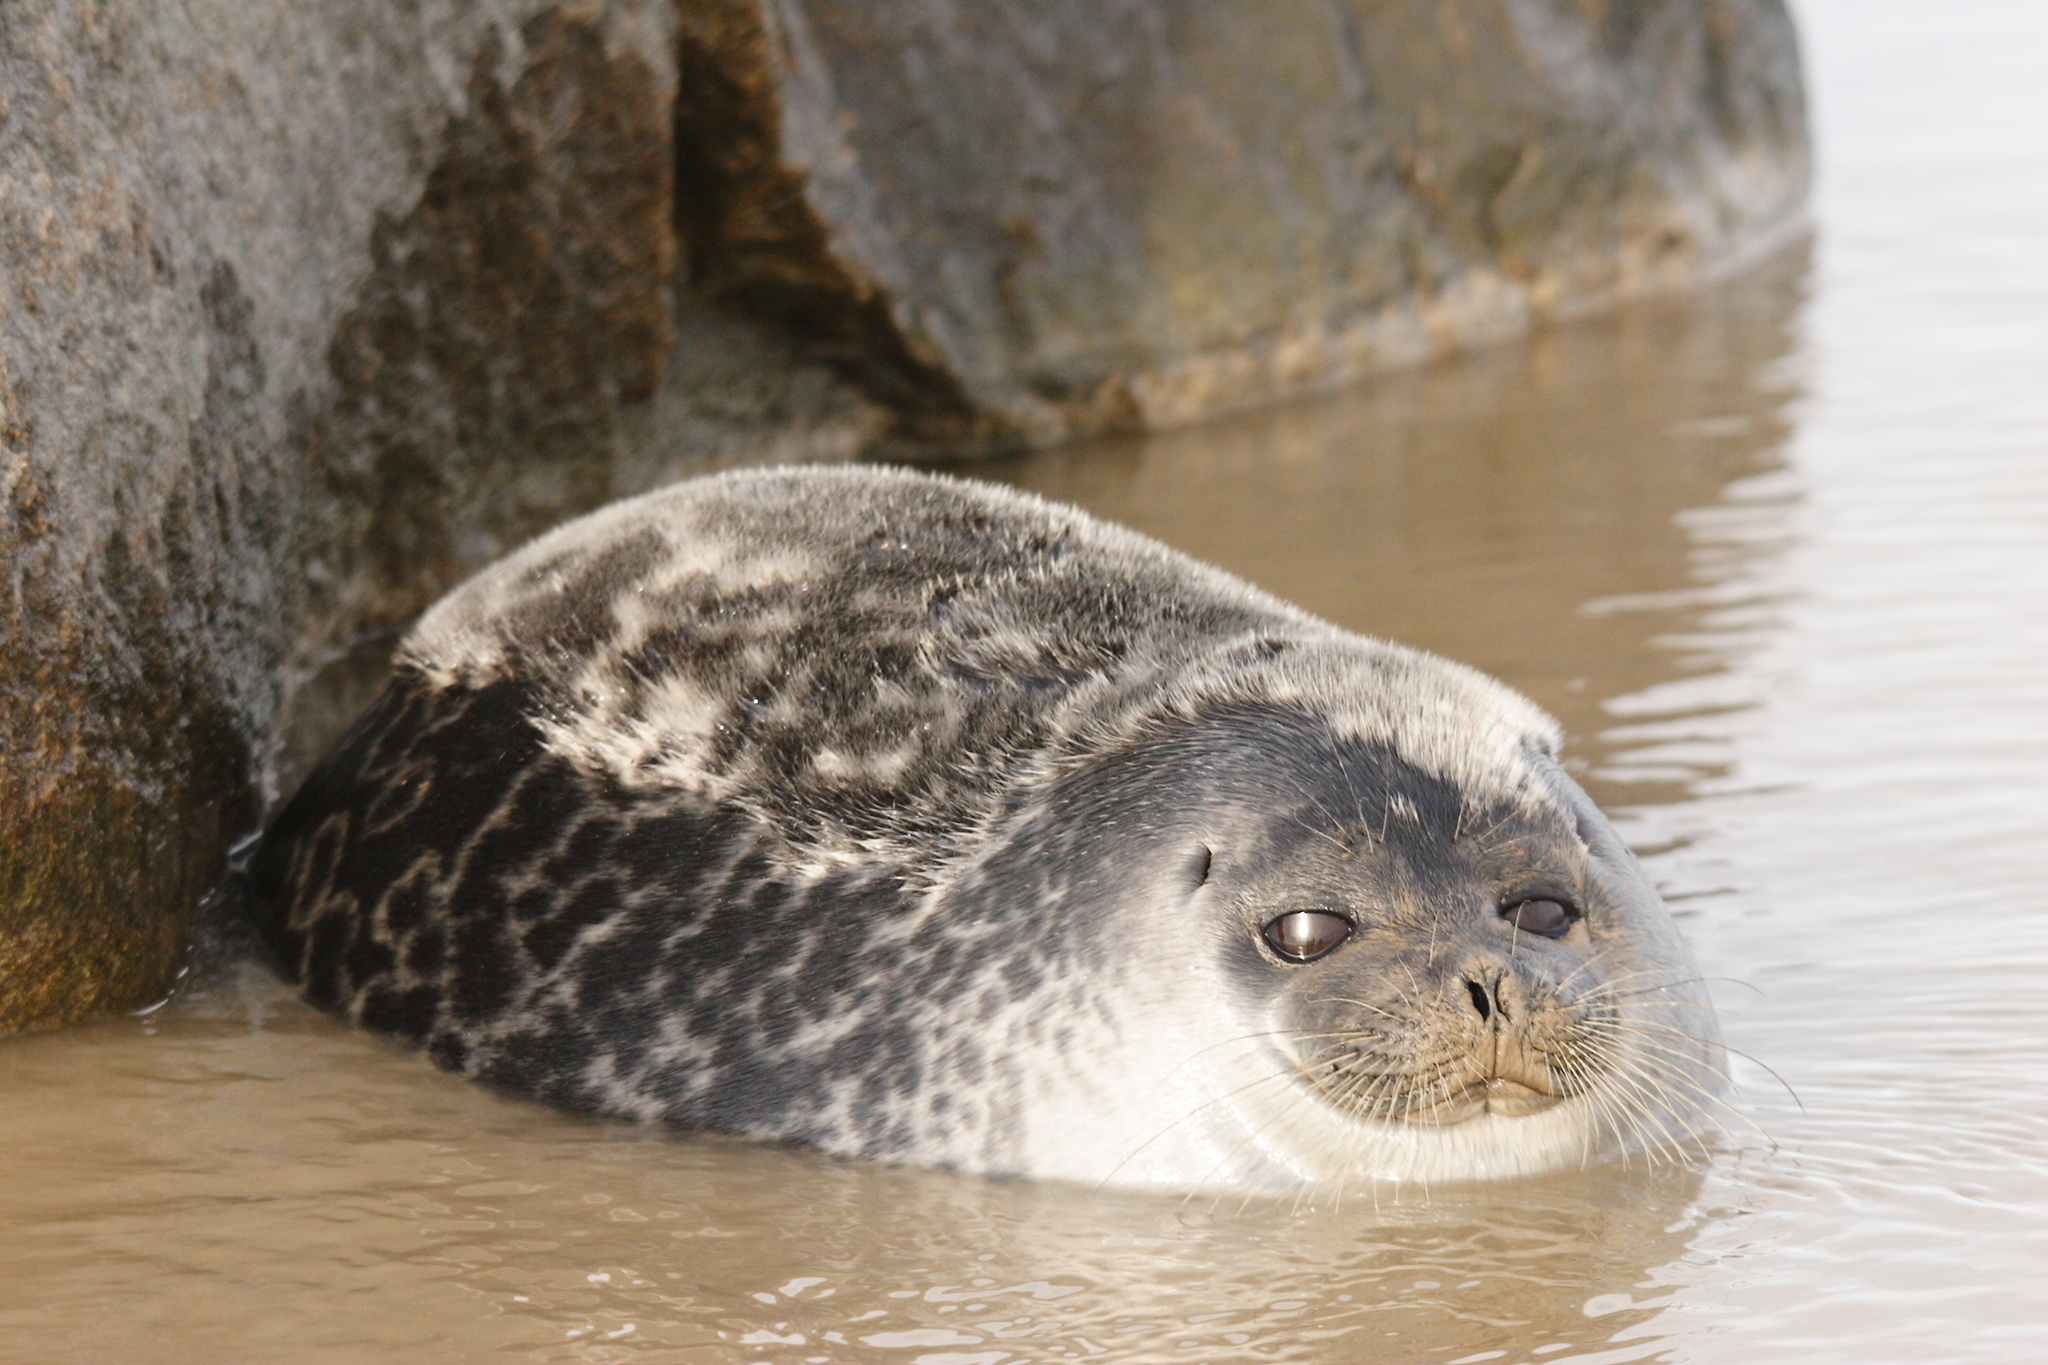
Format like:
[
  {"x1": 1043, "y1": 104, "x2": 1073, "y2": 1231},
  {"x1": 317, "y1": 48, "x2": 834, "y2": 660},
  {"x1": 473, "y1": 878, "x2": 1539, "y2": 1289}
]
[
  {"x1": 1, "y1": 1, "x2": 682, "y2": 1032},
  {"x1": 0, "y1": 0, "x2": 1808, "y2": 1034},
  {"x1": 683, "y1": 0, "x2": 1810, "y2": 449}
]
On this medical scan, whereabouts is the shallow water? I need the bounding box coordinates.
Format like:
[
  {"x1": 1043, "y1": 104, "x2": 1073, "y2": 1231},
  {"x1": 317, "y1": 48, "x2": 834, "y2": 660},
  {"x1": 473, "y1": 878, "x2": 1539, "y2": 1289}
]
[{"x1": 5, "y1": 1, "x2": 2045, "y2": 1360}]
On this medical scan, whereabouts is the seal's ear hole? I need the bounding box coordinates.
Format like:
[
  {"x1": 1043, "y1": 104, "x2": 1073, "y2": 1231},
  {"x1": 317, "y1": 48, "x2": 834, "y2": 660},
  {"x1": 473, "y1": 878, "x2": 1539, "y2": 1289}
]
[
  {"x1": 1263, "y1": 911, "x2": 1354, "y2": 963},
  {"x1": 1191, "y1": 844, "x2": 1214, "y2": 887},
  {"x1": 1501, "y1": 898, "x2": 1576, "y2": 939}
]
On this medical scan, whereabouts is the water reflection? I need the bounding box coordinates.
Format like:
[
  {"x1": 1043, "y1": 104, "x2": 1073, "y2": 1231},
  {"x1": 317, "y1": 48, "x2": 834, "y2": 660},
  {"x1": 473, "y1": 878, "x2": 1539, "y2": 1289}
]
[{"x1": 1, "y1": 970, "x2": 1718, "y2": 1364}]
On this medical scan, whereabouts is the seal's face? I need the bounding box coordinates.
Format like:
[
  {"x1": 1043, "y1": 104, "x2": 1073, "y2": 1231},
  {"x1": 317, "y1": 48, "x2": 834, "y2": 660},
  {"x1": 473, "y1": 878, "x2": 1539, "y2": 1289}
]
[
  {"x1": 1233, "y1": 799, "x2": 1608, "y2": 1130},
  {"x1": 1013, "y1": 704, "x2": 1722, "y2": 1190}
]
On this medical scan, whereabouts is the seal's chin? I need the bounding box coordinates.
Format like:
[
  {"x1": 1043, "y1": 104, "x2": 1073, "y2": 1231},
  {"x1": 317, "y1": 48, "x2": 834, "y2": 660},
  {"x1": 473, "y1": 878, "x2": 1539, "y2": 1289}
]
[
  {"x1": 1405, "y1": 1078, "x2": 1563, "y2": 1125},
  {"x1": 1377, "y1": 1038, "x2": 1569, "y2": 1125}
]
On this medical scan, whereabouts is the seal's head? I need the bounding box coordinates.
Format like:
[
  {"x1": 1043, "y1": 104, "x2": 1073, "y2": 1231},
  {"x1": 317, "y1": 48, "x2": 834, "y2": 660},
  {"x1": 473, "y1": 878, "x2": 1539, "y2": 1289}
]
[
  {"x1": 249, "y1": 465, "x2": 1723, "y2": 1192},
  {"x1": 932, "y1": 643, "x2": 1723, "y2": 1191}
]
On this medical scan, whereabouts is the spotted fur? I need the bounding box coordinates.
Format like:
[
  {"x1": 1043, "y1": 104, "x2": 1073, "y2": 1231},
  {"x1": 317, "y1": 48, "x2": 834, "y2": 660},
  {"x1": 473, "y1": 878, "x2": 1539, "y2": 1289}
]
[{"x1": 249, "y1": 466, "x2": 1720, "y2": 1187}]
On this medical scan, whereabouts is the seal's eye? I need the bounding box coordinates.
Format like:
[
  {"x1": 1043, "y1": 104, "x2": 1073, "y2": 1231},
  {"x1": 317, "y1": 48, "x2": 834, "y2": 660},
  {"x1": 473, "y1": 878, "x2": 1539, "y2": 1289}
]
[
  {"x1": 1502, "y1": 898, "x2": 1575, "y2": 938},
  {"x1": 1263, "y1": 911, "x2": 1354, "y2": 963}
]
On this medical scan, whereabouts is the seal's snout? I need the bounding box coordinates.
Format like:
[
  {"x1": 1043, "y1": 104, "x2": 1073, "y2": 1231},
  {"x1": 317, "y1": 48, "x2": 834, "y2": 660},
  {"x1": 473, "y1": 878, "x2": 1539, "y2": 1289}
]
[
  {"x1": 1286, "y1": 941, "x2": 1595, "y2": 1128},
  {"x1": 1460, "y1": 953, "x2": 1567, "y2": 1027}
]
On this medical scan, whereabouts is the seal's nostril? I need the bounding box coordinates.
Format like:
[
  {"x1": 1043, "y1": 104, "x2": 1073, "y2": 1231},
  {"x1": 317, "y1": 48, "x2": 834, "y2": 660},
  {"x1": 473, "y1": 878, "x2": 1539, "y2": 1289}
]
[{"x1": 1466, "y1": 978, "x2": 1492, "y2": 1020}]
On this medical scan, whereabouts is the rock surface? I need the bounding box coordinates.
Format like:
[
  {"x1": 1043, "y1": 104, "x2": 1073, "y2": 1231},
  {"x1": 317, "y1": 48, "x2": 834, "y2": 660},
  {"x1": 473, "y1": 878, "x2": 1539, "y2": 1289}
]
[
  {"x1": 1, "y1": 1, "x2": 682, "y2": 1032},
  {"x1": 0, "y1": 0, "x2": 1808, "y2": 1033},
  {"x1": 705, "y1": 0, "x2": 1811, "y2": 449}
]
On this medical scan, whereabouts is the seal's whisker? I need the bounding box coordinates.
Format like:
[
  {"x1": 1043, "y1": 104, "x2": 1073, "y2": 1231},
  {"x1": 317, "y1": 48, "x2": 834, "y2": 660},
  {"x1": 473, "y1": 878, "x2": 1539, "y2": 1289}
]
[
  {"x1": 1595, "y1": 1060, "x2": 1679, "y2": 1159},
  {"x1": 1567, "y1": 962, "x2": 1705, "y2": 997},
  {"x1": 1324, "y1": 1051, "x2": 1418, "y2": 1121},
  {"x1": 1565, "y1": 1051, "x2": 1666, "y2": 1167},
  {"x1": 1574, "y1": 971, "x2": 1722, "y2": 1003},
  {"x1": 1576, "y1": 1032, "x2": 1728, "y2": 1115},
  {"x1": 1584, "y1": 998, "x2": 1724, "y2": 1014},
  {"x1": 1551, "y1": 1053, "x2": 1623, "y2": 1168},
  {"x1": 1552, "y1": 946, "x2": 1634, "y2": 995},
  {"x1": 1591, "y1": 1017, "x2": 1802, "y2": 1111},
  {"x1": 1574, "y1": 1015, "x2": 1731, "y2": 1079},
  {"x1": 1540, "y1": 1023, "x2": 1671, "y2": 1162},
  {"x1": 1549, "y1": 1054, "x2": 1616, "y2": 1167},
  {"x1": 1603, "y1": 1052, "x2": 1779, "y2": 1149},
  {"x1": 1567, "y1": 1033, "x2": 1738, "y2": 1128},
  {"x1": 1599, "y1": 1055, "x2": 1717, "y2": 1162},
  {"x1": 1592, "y1": 1023, "x2": 1742, "y2": 1130},
  {"x1": 1312, "y1": 997, "x2": 1412, "y2": 1025}
]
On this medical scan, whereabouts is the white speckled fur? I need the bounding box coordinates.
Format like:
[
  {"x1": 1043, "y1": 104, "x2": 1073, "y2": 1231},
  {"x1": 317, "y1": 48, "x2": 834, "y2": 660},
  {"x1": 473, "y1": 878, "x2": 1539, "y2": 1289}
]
[
  {"x1": 253, "y1": 466, "x2": 1721, "y2": 1191},
  {"x1": 406, "y1": 467, "x2": 1561, "y2": 849}
]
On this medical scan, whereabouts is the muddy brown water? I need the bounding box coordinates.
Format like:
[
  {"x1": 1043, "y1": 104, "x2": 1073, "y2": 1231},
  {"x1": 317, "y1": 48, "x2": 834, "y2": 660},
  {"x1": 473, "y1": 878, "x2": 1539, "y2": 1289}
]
[{"x1": 4, "y1": 2, "x2": 2045, "y2": 1361}]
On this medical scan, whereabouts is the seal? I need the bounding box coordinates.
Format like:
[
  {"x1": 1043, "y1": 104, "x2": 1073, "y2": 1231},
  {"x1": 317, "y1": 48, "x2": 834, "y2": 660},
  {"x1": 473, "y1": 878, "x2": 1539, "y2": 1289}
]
[{"x1": 248, "y1": 465, "x2": 1723, "y2": 1190}]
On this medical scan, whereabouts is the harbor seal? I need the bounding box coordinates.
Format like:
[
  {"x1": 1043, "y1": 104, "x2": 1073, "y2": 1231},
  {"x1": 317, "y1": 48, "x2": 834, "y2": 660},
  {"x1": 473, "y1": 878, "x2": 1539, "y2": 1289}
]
[{"x1": 248, "y1": 465, "x2": 1723, "y2": 1190}]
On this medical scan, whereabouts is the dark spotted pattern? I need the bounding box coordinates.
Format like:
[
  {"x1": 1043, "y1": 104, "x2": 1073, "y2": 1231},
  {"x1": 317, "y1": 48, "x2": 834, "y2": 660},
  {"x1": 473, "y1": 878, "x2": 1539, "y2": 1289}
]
[
  {"x1": 247, "y1": 467, "x2": 1604, "y2": 1179},
  {"x1": 250, "y1": 670, "x2": 1077, "y2": 1166},
  {"x1": 406, "y1": 467, "x2": 1304, "y2": 870}
]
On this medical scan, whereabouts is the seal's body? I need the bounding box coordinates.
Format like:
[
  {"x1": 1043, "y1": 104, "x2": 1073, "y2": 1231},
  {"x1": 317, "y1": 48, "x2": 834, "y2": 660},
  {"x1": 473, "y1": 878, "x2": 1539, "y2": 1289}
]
[{"x1": 249, "y1": 467, "x2": 1722, "y2": 1190}]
